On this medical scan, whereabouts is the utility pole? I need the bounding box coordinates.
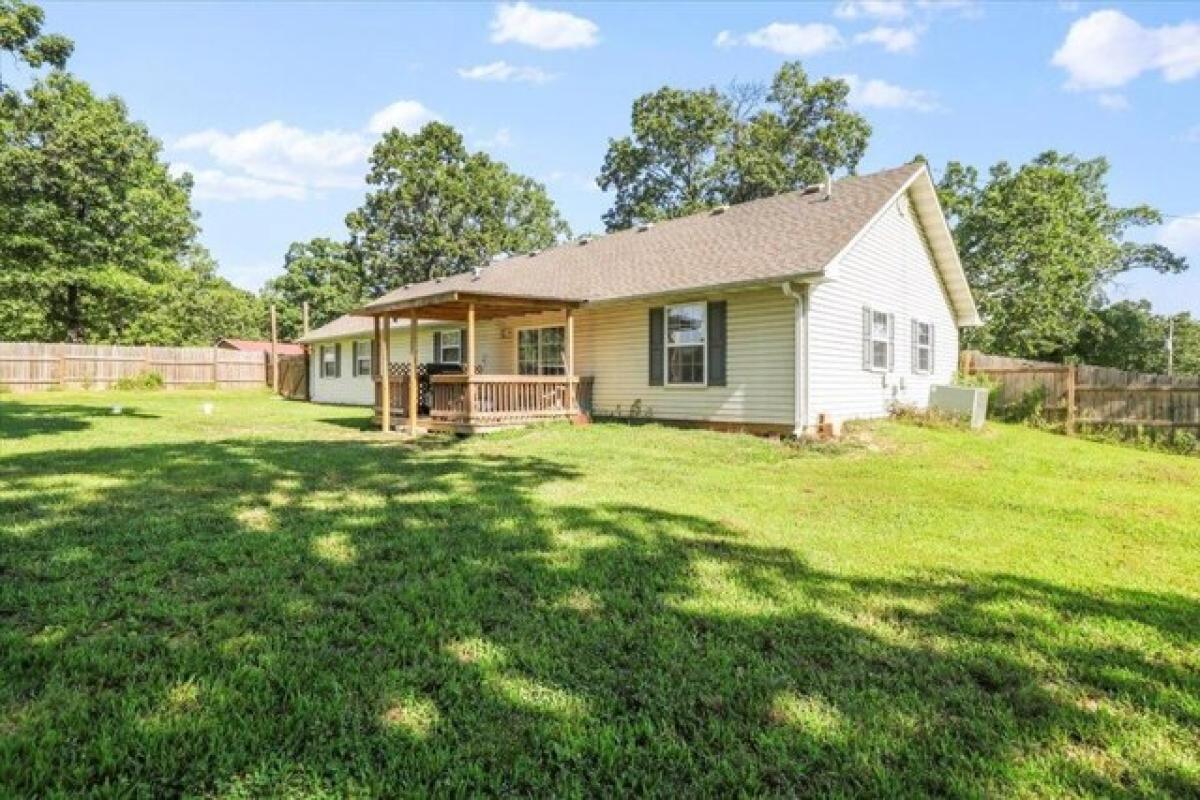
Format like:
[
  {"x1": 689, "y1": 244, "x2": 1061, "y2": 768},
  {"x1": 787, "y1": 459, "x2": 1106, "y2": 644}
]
[
  {"x1": 270, "y1": 304, "x2": 279, "y2": 392},
  {"x1": 1166, "y1": 317, "x2": 1175, "y2": 376},
  {"x1": 302, "y1": 301, "x2": 310, "y2": 336}
]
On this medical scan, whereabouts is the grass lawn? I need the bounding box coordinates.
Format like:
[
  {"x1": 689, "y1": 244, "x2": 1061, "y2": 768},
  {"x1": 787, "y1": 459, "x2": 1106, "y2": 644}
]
[{"x1": 2, "y1": 390, "x2": 1199, "y2": 797}]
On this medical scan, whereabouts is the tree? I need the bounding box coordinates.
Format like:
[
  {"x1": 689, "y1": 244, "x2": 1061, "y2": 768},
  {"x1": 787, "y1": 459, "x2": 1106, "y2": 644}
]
[
  {"x1": 262, "y1": 238, "x2": 364, "y2": 341},
  {"x1": 0, "y1": 72, "x2": 197, "y2": 341},
  {"x1": 346, "y1": 122, "x2": 570, "y2": 295},
  {"x1": 935, "y1": 152, "x2": 1187, "y2": 360},
  {"x1": 598, "y1": 62, "x2": 871, "y2": 231},
  {"x1": 0, "y1": 0, "x2": 73, "y2": 92},
  {"x1": 1076, "y1": 301, "x2": 1200, "y2": 375}
]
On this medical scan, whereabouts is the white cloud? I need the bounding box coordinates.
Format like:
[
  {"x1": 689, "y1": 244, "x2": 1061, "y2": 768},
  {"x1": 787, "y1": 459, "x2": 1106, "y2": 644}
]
[
  {"x1": 1159, "y1": 214, "x2": 1200, "y2": 259},
  {"x1": 1052, "y1": 9, "x2": 1200, "y2": 90},
  {"x1": 834, "y1": 1, "x2": 909, "y2": 20},
  {"x1": 854, "y1": 25, "x2": 921, "y2": 53},
  {"x1": 457, "y1": 60, "x2": 556, "y2": 83},
  {"x1": 715, "y1": 22, "x2": 844, "y2": 56},
  {"x1": 366, "y1": 100, "x2": 440, "y2": 135},
  {"x1": 475, "y1": 128, "x2": 513, "y2": 150},
  {"x1": 1096, "y1": 92, "x2": 1130, "y2": 111},
  {"x1": 172, "y1": 99, "x2": 440, "y2": 201},
  {"x1": 170, "y1": 162, "x2": 306, "y2": 202},
  {"x1": 489, "y1": 2, "x2": 598, "y2": 50},
  {"x1": 841, "y1": 74, "x2": 942, "y2": 111}
]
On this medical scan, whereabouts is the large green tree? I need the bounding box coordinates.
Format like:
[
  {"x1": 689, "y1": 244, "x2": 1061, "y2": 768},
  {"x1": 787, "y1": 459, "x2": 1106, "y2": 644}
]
[
  {"x1": 598, "y1": 62, "x2": 871, "y2": 231},
  {"x1": 346, "y1": 122, "x2": 569, "y2": 294},
  {"x1": 935, "y1": 152, "x2": 1187, "y2": 360},
  {"x1": 262, "y1": 238, "x2": 364, "y2": 341},
  {"x1": 1076, "y1": 300, "x2": 1199, "y2": 376},
  {"x1": 0, "y1": 0, "x2": 72, "y2": 92},
  {"x1": 0, "y1": 72, "x2": 198, "y2": 341}
]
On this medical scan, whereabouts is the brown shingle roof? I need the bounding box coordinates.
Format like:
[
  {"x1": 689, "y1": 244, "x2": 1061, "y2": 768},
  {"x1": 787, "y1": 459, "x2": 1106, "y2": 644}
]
[{"x1": 359, "y1": 163, "x2": 926, "y2": 314}]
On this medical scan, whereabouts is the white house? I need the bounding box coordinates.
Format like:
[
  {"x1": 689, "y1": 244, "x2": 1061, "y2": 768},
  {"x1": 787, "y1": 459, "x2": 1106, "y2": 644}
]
[{"x1": 297, "y1": 162, "x2": 979, "y2": 436}]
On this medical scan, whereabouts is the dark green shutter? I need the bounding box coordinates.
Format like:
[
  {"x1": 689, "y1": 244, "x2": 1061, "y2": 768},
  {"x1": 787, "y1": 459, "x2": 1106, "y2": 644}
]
[
  {"x1": 460, "y1": 328, "x2": 468, "y2": 365},
  {"x1": 648, "y1": 307, "x2": 664, "y2": 386},
  {"x1": 432, "y1": 332, "x2": 442, "y2": 363},
  {"x1": 370, "y1": 339, "x2": 378, "y2": 378},
  {"x1": 707, "y1": 300, "x2": 727, "y2": 386},
  {"x1": 334, "y1": 343, "x2": 342, "y2": 378}
]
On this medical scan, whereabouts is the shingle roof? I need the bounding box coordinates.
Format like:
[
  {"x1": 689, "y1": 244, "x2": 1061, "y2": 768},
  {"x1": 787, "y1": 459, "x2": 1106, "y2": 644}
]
[
  {"x1": 217, "y1": 339, "x2": 306, "y2": 355},
  {"x1": 296, "y1": 313, "x2": 445, "y2": 344},
  {"x1": 360, "y1": 163, "x2": 928, "y2": 314}
]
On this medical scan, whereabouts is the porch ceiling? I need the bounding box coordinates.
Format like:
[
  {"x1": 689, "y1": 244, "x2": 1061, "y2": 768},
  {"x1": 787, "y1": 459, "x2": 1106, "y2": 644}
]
[{"x1": 351, "y1": 290, "x2": 583, "y2": 321}]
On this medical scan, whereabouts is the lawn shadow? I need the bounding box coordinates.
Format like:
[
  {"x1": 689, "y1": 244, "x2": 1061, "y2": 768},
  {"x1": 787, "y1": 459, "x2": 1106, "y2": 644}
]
[
  {"x1": 0, "y1": 401, "x2": 159, "y2": 440},
  {"x1": 1, "y1": 436, "x2": 1197, "y2": 796}
]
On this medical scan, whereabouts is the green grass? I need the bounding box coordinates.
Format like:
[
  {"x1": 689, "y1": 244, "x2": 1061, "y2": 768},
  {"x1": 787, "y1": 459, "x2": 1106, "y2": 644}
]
[{"x1": 2, "y1": 390, "x2": 1199, "y2": 797}]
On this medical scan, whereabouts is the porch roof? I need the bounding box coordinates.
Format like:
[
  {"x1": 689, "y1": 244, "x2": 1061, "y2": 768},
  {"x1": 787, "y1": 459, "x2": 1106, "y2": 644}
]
[{"x1": 351, "y1": 289, "x2": 583, "y2": 321}]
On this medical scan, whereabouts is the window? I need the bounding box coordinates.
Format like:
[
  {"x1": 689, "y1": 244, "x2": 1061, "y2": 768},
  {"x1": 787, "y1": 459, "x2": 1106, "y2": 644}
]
[
  {"x1": 666, "y1": 302, "x2": 706, "y2": 385},
  {"x1": 353, "y1": 340, "x2": 371, "y2": 377},
  {"x1": 864, "y1": 308, "x2": 893, "y2": 372},
  {"x1": 913, "y1": 321, "x2": 933, "y2": 374},
  {"x1": 321, "y1": 344, "x2": 339, "y2": 378},
  {"x1": 438, "y1": 330, "x2": 462, "y2": 364},
  {"x1": 517, "y1": 326, "x2": 566, "y2": 375}
]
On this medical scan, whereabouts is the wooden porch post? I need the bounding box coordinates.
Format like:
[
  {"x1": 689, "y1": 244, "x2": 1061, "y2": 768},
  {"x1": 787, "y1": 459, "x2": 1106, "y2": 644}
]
[
  {"x1": 408, "y1": 309, "x2": 419, "y2": 436},
  {"x1": 465, "y1": 302, "x2": 476, "y2": 421},
  {"x1": 565, "y1": 306, "x2": 576, "y2": 412},
  {"x1": 380, "y1": 315, "x2": 391, "y2": 432}
]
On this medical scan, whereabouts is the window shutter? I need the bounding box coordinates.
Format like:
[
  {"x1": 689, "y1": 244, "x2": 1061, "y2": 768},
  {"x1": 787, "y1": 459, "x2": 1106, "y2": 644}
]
[
  {"x1": 370, "y1": 339, "x2": 378, "y2": 379},
  {"x1": 707, "y1": 300, "x2": 727, "y2": 386},
  {"x1": 862, "y1": 307, "x2": 872, "y2": 371},
  {"x1": 334, "y1": 343, "x2": 342, "y2": 378},
  {"x1": 887, "y1": 314, "x2": 895, "y2": 372},
  {"x1": 432, "y1": 332, "x2": 442, "y2": 363},
  {"x1": 460, "y1": 328, "x2": 468, "y2": 365},
  {"x1": 929, "y1": 324, "x2": 936, "y2": 373},
  {"x1": 648, "y1": 307, "x2": 664, "y2": 386},
  {"x1": 911, "y1": 319, "x2": 918, "y2": 374}
]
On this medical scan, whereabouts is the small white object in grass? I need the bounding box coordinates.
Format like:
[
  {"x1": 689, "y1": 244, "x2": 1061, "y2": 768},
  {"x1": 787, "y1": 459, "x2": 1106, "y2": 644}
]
[
  {"x1": 111, "y1": 405, "x2": 123, "y2": 415},
  {"x1": 201, "y1": 402, "x2": 214, "y2": 416}
]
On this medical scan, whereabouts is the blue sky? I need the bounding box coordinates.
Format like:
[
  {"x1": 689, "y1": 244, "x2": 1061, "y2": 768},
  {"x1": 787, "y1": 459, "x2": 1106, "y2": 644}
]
[{"x1": 36, "y1": 1, "x2": 1200, "y2": 314}]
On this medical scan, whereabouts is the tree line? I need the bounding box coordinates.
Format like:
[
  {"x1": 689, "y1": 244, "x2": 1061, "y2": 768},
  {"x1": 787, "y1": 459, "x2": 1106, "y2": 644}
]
[{"x1": 1, "y1": 0, "x2": 1194, "y2": 373}]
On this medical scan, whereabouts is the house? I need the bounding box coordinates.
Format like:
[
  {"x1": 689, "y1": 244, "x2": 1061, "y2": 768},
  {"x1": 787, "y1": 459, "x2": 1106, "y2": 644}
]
[
  {"x1": 216, "y1": 339, "x2": 306, "y2": 357},
  {"x1": 296, "y1": 162, "x2": 979, "y2": 436}
]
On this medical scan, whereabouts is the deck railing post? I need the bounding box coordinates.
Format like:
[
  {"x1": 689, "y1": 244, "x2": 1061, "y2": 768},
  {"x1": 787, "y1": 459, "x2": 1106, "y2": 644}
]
[
  {"x1": 408, "y1": 309, "x2": 419, "y2": 435},
  {"x1": 466, "y1": 302, "x2": 476, "y2": 422},
  {"x1": 565, "y1": 306, "x2": 576, "y2": 412},
  {"x1": 381, "y1": 315, "x2": 392, "y2": 432}
]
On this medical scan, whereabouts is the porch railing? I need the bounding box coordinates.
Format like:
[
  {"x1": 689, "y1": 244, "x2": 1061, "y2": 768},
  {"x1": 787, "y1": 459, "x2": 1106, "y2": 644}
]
[{"x1": 430, "y1": 374, "x2": 592, "y2": 424}]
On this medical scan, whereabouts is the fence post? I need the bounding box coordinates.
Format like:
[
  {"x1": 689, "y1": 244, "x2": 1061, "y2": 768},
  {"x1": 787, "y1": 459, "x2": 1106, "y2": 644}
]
[
  {"x1": 1065, "y1": 365, "x2": 1077, "y2": 436},
  {"x1": 212, "y1": 348, "x2": 219, "y2": 387}
]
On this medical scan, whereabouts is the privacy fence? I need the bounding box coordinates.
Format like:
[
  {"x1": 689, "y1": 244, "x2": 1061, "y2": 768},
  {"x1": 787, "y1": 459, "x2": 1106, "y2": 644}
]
[
  {"x1": 0, "y1": 342, "x2": 267, "y2": 392},
  {"x1": 961, "y1": 350, "x2": 1200, "y2": 433}
]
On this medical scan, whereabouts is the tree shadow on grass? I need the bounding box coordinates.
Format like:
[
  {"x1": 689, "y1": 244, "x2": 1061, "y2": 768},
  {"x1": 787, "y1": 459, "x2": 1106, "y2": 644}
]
[
  {"x1": 0, "y1": 401, "x2": 160, "y2": 440},
  {"x1": 1, "y1": 438, "x2": 1198, "y2": 796}
]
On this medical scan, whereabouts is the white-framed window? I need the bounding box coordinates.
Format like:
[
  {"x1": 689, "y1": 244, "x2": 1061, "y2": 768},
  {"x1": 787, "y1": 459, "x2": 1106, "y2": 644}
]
[
  {"x1": 864, "y1": 308, "x2": 893, "y2": 372},
  {"x1": 353, "y1": 340, "x2": 371, "y2": 377},
  {"x1": 517, "y1": 326, "x2": 565, "y2": 375},
  {"x1": 438, "y1": 330, "x2": 462, "y2": 364},
  {"x1": 912, "y1": 320, "x2": 933, "y2": 374},
  {"x1": 666, "y1": 302, "x2": 706, "y2": 385},
  {"x1": 320, "y1": 344, "x2": 339, "y2": 378}
]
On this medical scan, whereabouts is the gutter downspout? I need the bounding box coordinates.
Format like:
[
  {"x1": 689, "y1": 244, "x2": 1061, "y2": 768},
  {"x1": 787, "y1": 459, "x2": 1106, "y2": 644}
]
[{"x1": 781, "y1": 281, "x2": 810, "y2": 438}]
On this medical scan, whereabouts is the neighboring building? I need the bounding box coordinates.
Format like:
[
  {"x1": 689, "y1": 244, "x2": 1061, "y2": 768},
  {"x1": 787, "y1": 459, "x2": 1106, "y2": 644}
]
[
  {"x1": 216, "y1": 339, "x2": 306, "y2": 357},
  {"x1": 296, "y1": 163, "x2": 979, "y2": 436}
]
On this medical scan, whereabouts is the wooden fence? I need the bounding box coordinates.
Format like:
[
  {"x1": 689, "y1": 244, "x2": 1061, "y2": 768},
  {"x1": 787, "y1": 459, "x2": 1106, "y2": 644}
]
[
  {"x1": 962, "y1": 350, "x2": 1200, "y2": 433},
  {"x1": 0, "y1": 342, "x2": 267, "y2": 392},
  {"x1": 276, "y1": 354, "x2": 308, "y2": 400}
]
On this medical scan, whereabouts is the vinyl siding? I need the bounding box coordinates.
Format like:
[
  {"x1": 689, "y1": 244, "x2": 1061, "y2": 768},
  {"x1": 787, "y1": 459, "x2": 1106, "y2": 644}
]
[
  {"x1": 807, "y1": 189, "x2": 960, "y2": 424},
  {"x1": 308, "y1": 327, "x2": 454, "y2": 405}
]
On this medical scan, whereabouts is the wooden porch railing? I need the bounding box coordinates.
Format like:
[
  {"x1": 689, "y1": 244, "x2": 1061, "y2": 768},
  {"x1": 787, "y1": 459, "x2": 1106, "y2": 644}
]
[{"x1": 430, "y1": 374, "x2": 592, "y2": 424}]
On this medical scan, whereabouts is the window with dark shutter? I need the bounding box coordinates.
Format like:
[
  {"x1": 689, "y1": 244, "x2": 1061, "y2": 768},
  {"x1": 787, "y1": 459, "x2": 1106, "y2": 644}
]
[
  {"x1": 648, "y1": 307, "x2": 664, "y2": 386},
  {"x1": 706, "y1": 300, "x2": 726, "y2": 386},
  {"x1": 333, "y1": 343, "x2": 342, "y2": 378}
]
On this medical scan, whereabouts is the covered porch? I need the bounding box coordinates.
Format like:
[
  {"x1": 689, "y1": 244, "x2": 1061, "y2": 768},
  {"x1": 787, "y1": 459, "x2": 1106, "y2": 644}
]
[{"x1": 358, "y1": 290, "x2": 587, "y2": 434}]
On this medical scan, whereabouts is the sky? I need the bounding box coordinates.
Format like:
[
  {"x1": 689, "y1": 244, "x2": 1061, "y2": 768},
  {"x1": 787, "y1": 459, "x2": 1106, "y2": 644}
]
[{"x1": 30, "y1": 0, "x2": 1200, "y2": 315}]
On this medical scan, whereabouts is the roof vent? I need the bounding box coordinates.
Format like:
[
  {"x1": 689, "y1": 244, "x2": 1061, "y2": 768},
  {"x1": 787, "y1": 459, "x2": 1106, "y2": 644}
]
[
  {"x1": 711, "y1": 204, "x2": 730, "y2": 215},
  {"x1": 433, "y1": 276, "x2": 443, "y2": 283},
  {"x1": 637, "y1": 221, "x2": 655, "y2": 232},
  {"x1": 802, "y1": 184, "x2": 822, "y2": 195},
  {"x1": 578, "y1": 236, "x2": 593, "y2": 246},
  {"x1": 528, "y1": 249, "x2": 540, "y2": 257},
  {"x1": 472, "y1": 266, "x2": 483, "y2": 279}
]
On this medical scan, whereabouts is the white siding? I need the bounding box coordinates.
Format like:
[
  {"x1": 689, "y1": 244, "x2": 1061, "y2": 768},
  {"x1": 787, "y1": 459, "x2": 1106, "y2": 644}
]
[
  {"x1": 308, "y1": 327, "x2": 454, "y2": 405},
  {"x1": 807, "y1": 189, "x2": 960, "y2": 424}
]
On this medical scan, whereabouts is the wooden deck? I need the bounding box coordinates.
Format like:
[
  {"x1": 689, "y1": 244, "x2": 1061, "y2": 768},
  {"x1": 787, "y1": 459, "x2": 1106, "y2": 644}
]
[{"x1": 374, "y1": 373, "x2": 593, "y2": 434}]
